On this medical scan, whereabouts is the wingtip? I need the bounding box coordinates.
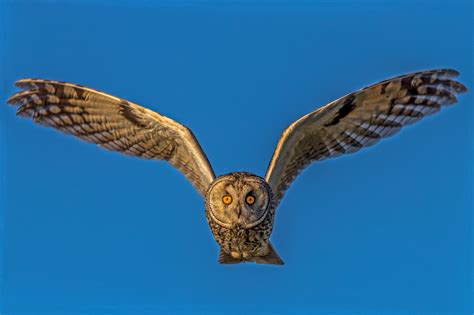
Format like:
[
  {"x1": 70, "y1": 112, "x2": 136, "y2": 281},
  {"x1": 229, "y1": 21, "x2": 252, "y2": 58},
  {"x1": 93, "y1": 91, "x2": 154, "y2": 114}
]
[
  {"x1": 445, "y1": 68, "x2": 460, "y2": 77},
  {"x1": 14, "y1": 78, "x2": 35, "y2": 88},
  {"x1": 6, "y1": 89, "x2": 38, "y2": 106},
  {"x1": 15, "y1": 106, "x2": 27, "y2": 116},
  {"x1": 457, "y1": 81, "x2": 468, "y2": 94},
  {"x1": 6, "y1": 95, "x2": 16, "y2": 105},
  {"x1": 422, "y1": 68, "x2": 460, "y2": 78},
  {"x1": 445, "y1": 70, "x2": 468, "y2": 94},
  {"x1": 431, "y1": 68, "x2": 467, "y2": 94},
  {"x1": 6, "y1": 90, "x2": 24, "y2": 105}
]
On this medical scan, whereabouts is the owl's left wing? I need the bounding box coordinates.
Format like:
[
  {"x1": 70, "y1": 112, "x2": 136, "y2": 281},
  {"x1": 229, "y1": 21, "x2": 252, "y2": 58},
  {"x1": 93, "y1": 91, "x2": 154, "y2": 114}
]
[
  {"x1": 7, "y1": 79, "x2": 215, "y2": 196},
  {"x1": 265, "y1": 69, "x2": 467, "y2": 207}
]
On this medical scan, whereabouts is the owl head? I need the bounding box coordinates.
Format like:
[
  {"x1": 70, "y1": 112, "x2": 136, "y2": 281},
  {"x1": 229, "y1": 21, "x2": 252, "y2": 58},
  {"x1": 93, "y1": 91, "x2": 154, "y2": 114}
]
[{"x1": 205, "y1": 172, "x2": 272, "y2": 229}]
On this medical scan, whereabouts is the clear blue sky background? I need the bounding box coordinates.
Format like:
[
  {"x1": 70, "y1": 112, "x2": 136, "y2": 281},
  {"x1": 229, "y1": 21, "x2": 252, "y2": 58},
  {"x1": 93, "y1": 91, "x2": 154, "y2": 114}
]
[{"x1": 0, "y1": 0, "x2": 472, "y2": 314}]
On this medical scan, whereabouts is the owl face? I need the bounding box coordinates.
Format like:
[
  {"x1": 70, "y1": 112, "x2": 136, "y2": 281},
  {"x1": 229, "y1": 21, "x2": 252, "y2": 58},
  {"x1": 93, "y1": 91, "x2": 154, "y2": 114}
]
[{"x1": 206, "y1": 172, "x2": 271, "y2": 229}]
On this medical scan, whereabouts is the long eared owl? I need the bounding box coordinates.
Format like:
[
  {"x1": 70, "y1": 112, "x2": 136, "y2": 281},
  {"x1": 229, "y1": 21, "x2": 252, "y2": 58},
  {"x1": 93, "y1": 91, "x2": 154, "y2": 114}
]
[{"x1": 6, "y1": 69, "x2": 467, "y2": 265}]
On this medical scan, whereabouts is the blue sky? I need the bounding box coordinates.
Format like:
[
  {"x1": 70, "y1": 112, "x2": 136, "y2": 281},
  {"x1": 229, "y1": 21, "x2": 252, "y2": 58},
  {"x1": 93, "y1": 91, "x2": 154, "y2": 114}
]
[{"x1": 0, "y1": 0, "x2": 472, "y2": 314}]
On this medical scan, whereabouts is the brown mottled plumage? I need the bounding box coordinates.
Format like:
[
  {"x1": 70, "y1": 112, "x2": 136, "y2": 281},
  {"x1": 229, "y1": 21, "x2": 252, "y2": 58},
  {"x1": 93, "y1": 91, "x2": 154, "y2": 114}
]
[
  {"x1": 6, "y1": 69, "x2": 467, "y2": 265},
  {"x1": 265, "y1": 69, "x2": 467, "y2": 206},
  {"x1": 205, "y1": 172, "x2": 282, "y2": 264}
]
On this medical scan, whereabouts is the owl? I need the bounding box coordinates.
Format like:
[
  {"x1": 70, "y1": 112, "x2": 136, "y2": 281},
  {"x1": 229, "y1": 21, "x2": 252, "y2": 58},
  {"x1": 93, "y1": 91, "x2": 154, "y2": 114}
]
[{"x1": 6, "y1": 69, "x2": 467, "y2": 265}]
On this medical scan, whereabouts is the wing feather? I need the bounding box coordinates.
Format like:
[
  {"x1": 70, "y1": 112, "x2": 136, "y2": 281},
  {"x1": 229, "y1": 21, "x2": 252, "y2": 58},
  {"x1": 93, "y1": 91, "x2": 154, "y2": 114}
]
[
  {"x1": 265, "y1": 69, "x2": 467, "y2": 206},
  {"x1": 7, "y1": 79, "x2": 215, "y2": 196}
]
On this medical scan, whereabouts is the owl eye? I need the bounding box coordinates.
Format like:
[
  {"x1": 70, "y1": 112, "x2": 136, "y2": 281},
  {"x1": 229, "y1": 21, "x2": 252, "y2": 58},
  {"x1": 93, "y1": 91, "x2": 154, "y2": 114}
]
[
  {"x1": 245, "y1": 194, "x2": 255, "y2": 205},
  {"x1": 222, "y1": 195, "x2": 233, "y2": 205}
]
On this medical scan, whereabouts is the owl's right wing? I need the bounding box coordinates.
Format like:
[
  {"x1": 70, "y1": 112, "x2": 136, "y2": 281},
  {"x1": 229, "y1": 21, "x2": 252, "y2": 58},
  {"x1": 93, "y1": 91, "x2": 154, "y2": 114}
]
[
  {"x1": 265, "y1": 69, "x2": 467, "y2": 207},
  {"x1": 7, "y1": 78, "x2": 215, "y2": 196}
]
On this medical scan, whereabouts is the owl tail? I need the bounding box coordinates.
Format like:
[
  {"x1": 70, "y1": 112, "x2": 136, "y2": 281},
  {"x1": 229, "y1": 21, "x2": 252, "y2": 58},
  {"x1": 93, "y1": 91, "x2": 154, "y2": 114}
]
[
  {"x1": 218, "y1": 243, "x2": 284, "y2": 265},
  {"x1": 254, "y1": 243, "x2": 284, "y2": 265}
]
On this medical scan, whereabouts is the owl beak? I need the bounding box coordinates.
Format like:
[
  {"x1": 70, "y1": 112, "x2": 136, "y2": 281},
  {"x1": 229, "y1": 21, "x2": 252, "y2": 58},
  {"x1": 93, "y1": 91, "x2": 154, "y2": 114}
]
[{"x1": 235, "y1": 206, "x2": 242, "y2": 219}]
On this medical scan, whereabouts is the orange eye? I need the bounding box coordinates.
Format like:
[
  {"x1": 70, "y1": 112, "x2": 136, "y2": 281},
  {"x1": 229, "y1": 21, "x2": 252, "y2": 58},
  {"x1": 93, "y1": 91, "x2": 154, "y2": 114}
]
[
  {"x1": 222, "y1": 195, "x2": 232, "y2": 205},
  {"x1": 246, "y1": 195, "x2": 255, "y2": 205}
]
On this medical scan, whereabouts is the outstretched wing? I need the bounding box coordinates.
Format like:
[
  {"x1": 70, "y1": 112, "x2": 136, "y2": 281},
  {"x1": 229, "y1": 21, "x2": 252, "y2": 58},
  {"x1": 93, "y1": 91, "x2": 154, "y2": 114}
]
[
  {"x1": 265, "y1": 69, "x2": 467, "y2": 206},
  {"x1": 7, "y1": 79, "x2": 215, "y2": 196}
]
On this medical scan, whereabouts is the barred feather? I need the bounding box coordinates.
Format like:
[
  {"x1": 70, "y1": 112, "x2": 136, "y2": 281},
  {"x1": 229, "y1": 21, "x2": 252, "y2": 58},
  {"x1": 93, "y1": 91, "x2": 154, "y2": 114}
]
[
  {"x1": 7, "y1": 79, "x2": 215, "y2": 196},
  {"x1": 265, "y1": 69, "x2": 467, "y2": 206}
]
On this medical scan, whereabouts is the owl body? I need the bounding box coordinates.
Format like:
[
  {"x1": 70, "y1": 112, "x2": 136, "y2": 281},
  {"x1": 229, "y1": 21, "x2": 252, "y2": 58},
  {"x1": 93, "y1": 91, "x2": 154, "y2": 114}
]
[
  {"x1": 6, "y1": 69, "x2": 467, "y2": 265},
  {"x1": 204, "y1": 172, "x2": 283, "y2": 264}
]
